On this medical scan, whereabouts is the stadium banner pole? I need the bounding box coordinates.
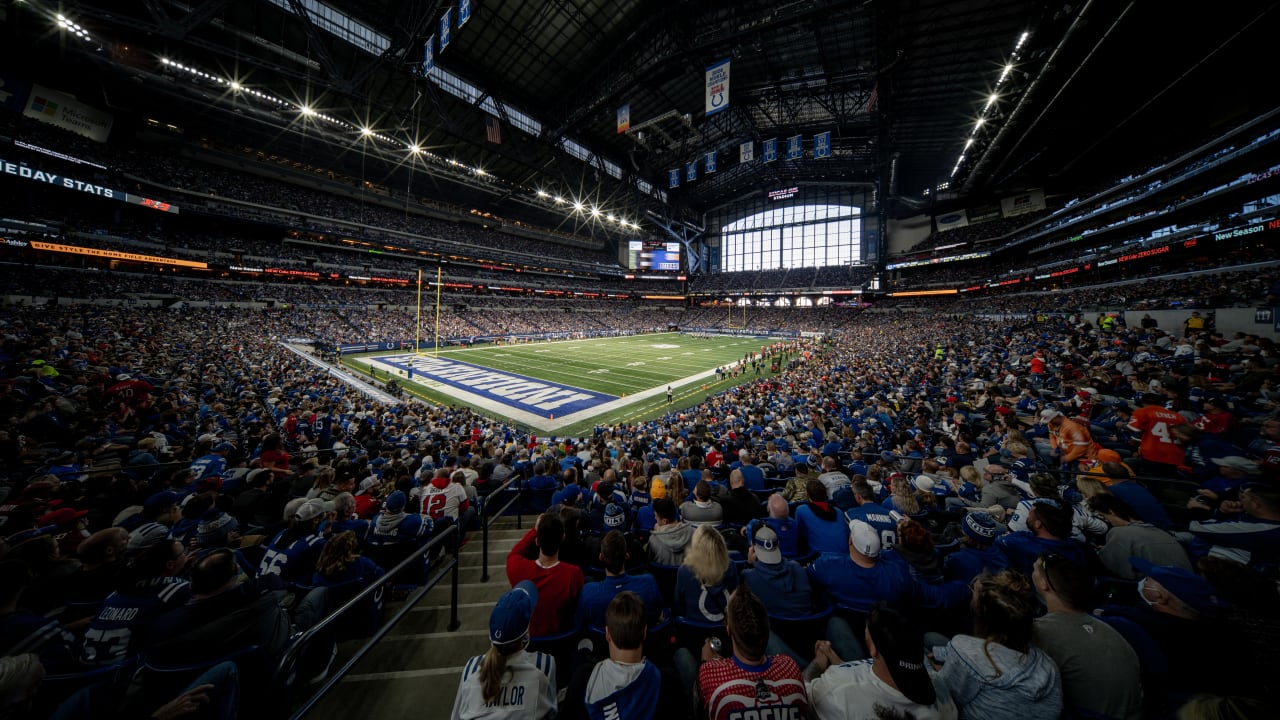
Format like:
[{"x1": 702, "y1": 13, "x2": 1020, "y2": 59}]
[
  {"x1": 415, "y1": 268, "x2": 423, "y2": 356},
  {"x1": 435, "y1": 265, "x2": 442, "y2": 358}
]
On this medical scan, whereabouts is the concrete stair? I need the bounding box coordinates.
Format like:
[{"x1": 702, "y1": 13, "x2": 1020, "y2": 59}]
[{"x1": 305, "y1": 517, "x2": 531, "y2": 720}]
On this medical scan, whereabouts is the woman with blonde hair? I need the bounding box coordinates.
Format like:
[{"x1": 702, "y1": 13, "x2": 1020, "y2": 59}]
[
  {"x1": 674, "y1": 524, "x2": 739, "y2": 623},
  {"x1": 451, "y1": 581, "x2": 557, "y2": 719}
]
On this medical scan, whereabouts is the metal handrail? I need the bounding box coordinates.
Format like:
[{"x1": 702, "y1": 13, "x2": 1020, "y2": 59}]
[
  {"x1": 276, "y1": 523, "x2": 461, "y2": 720},
  {"x1": 481, "y1": 474, "x2": 525, "y2": 583}
]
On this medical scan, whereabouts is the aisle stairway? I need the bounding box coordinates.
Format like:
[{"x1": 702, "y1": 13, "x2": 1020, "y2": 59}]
[{"x1": 307, "y1": 517, "x2": 528, "y2": 719}]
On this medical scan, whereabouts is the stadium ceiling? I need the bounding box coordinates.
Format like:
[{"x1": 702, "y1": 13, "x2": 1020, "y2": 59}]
[{"x1": 14, "y1": 0, "x2": 1280, "y2": 223}]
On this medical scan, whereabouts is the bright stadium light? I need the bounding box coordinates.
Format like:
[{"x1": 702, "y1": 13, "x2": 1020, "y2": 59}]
[
  {"x1": 408, "y1": 143, "x2": 422, "y2": 154},
  {"x1": 590, "y1": 206, "x2": 601, "y2": 217},
  {"x1": 572, "y1": 201, "x2": 584, "y2": 212},
  {"x1": 299, "y1": 105, "x2": 316, "y2": 116},
  {"x1": 360, "y1": 126, "x2": 373, "y2": 137},
  {"x1": 536, "y1": 189, "x2": 549, "y2": 198},
  {"x1": 554, "y1": 195, "x2": 565, "y2": 204}
]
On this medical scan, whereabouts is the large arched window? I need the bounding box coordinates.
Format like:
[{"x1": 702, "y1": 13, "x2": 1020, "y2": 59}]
[{"x1": 720, "y1": 204, "x2": 860, "y2": 272}]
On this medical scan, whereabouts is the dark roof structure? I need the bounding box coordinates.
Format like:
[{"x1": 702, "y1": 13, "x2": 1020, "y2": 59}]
[{"x1": 7, "y1": 0, "x2": 1278, "y2": 229}]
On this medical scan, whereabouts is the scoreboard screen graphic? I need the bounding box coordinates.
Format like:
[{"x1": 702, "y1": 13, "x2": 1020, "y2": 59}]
[{"x1": 627, "y1": 240, "x2": 681, "y2": 271}]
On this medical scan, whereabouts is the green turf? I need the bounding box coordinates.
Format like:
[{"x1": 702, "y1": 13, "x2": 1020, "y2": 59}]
[{"x1": 342, "y1": 332, "x2": 782, "y2": 435}]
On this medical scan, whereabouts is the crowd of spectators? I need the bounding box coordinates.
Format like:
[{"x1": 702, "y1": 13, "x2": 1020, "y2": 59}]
[{"x1": 2, "y1": 277, "x2": 1277, "y2": 719}]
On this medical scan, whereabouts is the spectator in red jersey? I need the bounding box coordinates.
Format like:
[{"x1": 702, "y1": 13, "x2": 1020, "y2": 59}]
[
  {"x1": 506, "y1": 512, "x2": 583, "y2": 638},
  {"x1": 680, "y1": 586, "x2": 810, "y2": 720},
  {"x1": 1125, "y1": 393, "x2": 1187, "y2": 478}
]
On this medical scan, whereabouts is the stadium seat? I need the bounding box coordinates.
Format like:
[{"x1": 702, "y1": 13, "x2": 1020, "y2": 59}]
[{"x1": 768, "y1": 604, "x2": 834, "y2": 663}]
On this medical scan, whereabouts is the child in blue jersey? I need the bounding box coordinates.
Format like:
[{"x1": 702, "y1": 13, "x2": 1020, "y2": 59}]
[
  {"x1": 567, "y1": 591, "x2": 682, "y2": 720},
  {"x1": 257, "y1": 498, "x2": 329, "y2": 583}
]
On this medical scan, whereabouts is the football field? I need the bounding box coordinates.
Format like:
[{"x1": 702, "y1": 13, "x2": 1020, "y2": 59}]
[{"x1": 342, "y1": 332, "x2": 776, "y2": 435}]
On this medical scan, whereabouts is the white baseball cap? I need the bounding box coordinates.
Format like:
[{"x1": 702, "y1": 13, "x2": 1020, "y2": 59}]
[{"x1": 849, "y1": 519, "x2": 881, "y2": 558}]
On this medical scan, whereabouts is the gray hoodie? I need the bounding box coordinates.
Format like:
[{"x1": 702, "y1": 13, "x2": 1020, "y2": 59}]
[
  {"x1": 647, "y1": 522, "x2": 695, "y2": 565},
  {"x1": 933, "y1": 634, "x2": 1062, "y2": 720}
]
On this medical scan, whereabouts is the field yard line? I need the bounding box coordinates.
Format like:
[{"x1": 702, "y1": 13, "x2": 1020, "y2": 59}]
[
  {"x1": 435, "y1": 351, "x2": 660, "y2": 390},
  {"x1": 433, "y1": 336, "x2": 754, "y2": 389}
]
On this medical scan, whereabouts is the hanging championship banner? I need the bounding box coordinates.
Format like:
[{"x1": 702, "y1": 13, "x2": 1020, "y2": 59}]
[
  {"x1": 814, "y1": 131, "x2": 832, "y2": 158},
  {"x1": 705, "y1": 150, "x2": 717, "y2": 173},
  {"x1": 762, "y1": 138, "x2": 777, "y2": 163},
  {"x1": 669, "y1": 168, "x2": 681, "y2": 188},
  {"x1": 617, "y1": 104, "x2": 630, "y2": 134},
  {"x1": 686, "y1": 160, "x2": 698, "y2": 182},
  {"x1": 739, "y1": 141, "x2": 753, "y2": 163},
  {"x1": 705, "y1": 59, "x2": 730, "y2": 116},
  {"x1": 786, "y1": 134, "x2": 803, "y2": 160},
  {"x1": 440, "y1": 9, "x2": 452, "y2": 50},
  {"x1": 459, "y1": 0, "x2": 472, "y2": 26},
  {"x1": 422, "y1": 37, "x2": 435, "y2": 73}
]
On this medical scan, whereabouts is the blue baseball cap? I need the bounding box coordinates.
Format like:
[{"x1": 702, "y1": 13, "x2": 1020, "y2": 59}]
[
  {"x1": 384, "y1": 490, "x2": 407, "y2": 513},
  {"x1": 490, "y1": 580, "x2": 538, "y2": 644},
  {"x1": 1130, "y1": 557, "x2": 1228, "y2": 613},
  {"x1": 144, "y1": 491, "x2": 182, "y2": 513}
]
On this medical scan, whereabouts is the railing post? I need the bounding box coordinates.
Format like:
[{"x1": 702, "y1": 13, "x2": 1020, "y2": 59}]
[
  {"x1": 480, "y1": 494, "x2": 492, "y2": 583},
  {"x1": 517, "y1": 477, "x2": 523, "y2": 529},
  {"x1": 449, "y1": 526, "x2": 461, "y2": 631}
]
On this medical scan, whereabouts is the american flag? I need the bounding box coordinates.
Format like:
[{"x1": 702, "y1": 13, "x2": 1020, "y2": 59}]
[{"x1": 485, "y1": 116, "x2": 502, "y2": 144}]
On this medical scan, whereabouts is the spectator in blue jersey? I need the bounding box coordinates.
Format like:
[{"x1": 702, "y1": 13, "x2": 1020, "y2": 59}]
[
  {"x1": 366, "y1": 490, "x2": 433, "y2": 546},
  {"x1": 575, "y1": 531, "x2": 664, "y2": 630},
  {"x1": 674, "y1": 524, "x2": 739, "y2": 624},
  {"x1": 312, "y1": 530, "x2": 384, "y2": 589},
  {"x1": 142, "y1": 548, "x2": 302, "y2": 717},
  {"x1": 551, "y1": 483, "x2": 586, "y2": 510},
  {"x1": 190, "y1": 441, "x2": 234, "y2": 482},
  {"x1": 885, "y1": 518, "x2": 945, "y2": 585},
  {"x1": 1002, "y1": 441, "x2": 1044, "y2": 485},
  {"x1": 527, "y1": 462, "x2": 558, "y2": 492},
  {"x1": 995, "y1": 500, "x2": 1094, "y2": 578},
  {"x1": 257, "y1": 498, "x2": 329, "y2": 583},
  {"x1": 796, "y1": 481, "x2": 848, "y2": 555},
  {"x1": 943, "y1": 511, "x2": 1009, "y2": 584},
  {"x1": 1185, "y1": 481, "x2": 1280, "y2": 569},
  {"x1": 730, "y1": 451, "x2": 766, "y2": 491},
  {"x1": 844, "y1": 479, "x2": 898, "y2": 547},
  {"x1": 927, "y1": 570, "x2": 1063, "y2": 720},
  {"x1": 564, "y1": 591, "x2": 683, "y2": 720},
  {"x1": 808, "y1": 520, "x2": 967, "y2": 660},
  {"x1": 80, "y1": 537, "x2": 191, "y2": 666},
  {"x1": 746, "y1": 494, "x2": 800, "y2": 559},
  {"x1": 1099, "y1": 463, "x2": 1173, "y2": 529},
  {"x1": 742, "y1": 526, "x2": 812, "y2": 617},
  {"x1": 0, "y1": 561, "x2": 77, "y2": 672}
]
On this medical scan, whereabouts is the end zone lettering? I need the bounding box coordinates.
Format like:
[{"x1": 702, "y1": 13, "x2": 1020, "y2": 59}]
[{"x1": 377, "y1": 354, "x2": 616, "y2": 415}]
